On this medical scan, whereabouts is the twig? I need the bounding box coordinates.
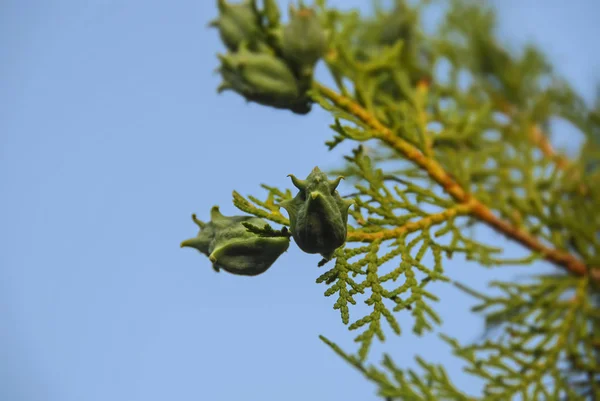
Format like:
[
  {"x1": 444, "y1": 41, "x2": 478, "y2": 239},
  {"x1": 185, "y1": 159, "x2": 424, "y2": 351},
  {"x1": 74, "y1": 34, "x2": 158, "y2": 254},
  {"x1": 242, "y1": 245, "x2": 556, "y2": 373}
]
[
  {"x1": 528, "y1": 125, "x2": 570, "y2": 170},
  {"x1": 347, "y1": 204, "x2": 472, "y2": 242},
  {"x1": 314, "y1": 82, "x2": 600, "y2": 282}
]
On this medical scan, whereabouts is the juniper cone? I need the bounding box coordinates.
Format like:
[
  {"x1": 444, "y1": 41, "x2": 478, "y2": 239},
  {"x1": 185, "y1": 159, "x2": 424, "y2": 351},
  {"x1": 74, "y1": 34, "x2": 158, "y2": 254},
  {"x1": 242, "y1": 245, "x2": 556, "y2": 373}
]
[
  {"x1": 210, "y1": 0, "x2": 261, "y2": 51},
  {"x1": 279, "y1": 167, "x2": 353, "y2": 260},
  {"x1": 217, "y1": 47, "x2": 300, "y2": 108},
  {"x1": 281, "y1": 5, "x2": 327, "y2": 73},
  {"x1": 181, "y1": 206, "x2": 289, "y2": 276}
]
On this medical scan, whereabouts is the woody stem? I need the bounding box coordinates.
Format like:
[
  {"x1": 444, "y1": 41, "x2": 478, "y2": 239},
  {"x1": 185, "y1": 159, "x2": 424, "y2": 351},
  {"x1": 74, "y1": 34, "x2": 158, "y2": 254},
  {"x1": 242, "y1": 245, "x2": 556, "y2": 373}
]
[{"x1": 313, "y1": 82, "x2": 599, "y2": 282}]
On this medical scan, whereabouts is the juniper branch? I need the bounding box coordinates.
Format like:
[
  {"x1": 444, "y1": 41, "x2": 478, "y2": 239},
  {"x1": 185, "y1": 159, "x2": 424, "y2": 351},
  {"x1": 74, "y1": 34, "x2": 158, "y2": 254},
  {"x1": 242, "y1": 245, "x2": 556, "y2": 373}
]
[
  {"x1": 528, "y1": 125, "x2": 570, "y2": 171},
  {"x1": 347, "y1": 203, "x2": 473, "y2": 242},
  {"x1": 312, "y1": 82, "x2": 600, "y2": 282}
]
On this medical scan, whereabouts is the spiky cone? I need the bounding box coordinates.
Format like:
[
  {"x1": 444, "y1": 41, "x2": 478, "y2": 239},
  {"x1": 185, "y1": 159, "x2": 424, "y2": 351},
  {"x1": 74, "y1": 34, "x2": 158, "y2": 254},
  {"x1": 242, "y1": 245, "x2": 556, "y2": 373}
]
[
  {"x1": 181, "y1": 206, "x2": 290, "y2": 276},
  {"x1": 281, "y1": 4, "x2": 327, "y2": 75},
  {"x1": 217, "y1": 46, "x2": 313, "y2": 113},
  {"x1": 209, "y1": 0, "x2": 263, "y2": 51},
  {"x1": 280, "y1": 167, "x2": 353, "y2": 260}
]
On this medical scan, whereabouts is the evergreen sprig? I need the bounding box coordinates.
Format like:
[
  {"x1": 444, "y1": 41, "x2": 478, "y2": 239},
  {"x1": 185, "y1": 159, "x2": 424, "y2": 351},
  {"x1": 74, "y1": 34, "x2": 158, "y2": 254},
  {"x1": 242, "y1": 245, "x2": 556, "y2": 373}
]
[
  {"x1": 319, "y1": 334, "x2": 477, "y2": 401},
  {"x1": 191, "y1": 0, "x2": 600, "y2": 399},
  {"x1": 447, "y1": 275, "x2": 597, "y2": 400}
]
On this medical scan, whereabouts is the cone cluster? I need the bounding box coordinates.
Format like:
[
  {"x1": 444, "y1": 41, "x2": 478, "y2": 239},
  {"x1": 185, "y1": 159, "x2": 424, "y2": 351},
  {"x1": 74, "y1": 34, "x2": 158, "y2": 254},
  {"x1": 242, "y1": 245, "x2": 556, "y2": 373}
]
[{"x1": 211, "y1": 0, "x2": 327, "y2": 114}]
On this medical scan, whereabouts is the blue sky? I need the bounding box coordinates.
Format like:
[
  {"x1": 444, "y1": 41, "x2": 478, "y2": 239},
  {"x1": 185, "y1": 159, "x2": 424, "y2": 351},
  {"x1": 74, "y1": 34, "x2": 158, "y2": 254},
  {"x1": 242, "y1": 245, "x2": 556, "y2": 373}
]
[{"x1": 1, "y1": 1, "x2": 599, "y2": 400}]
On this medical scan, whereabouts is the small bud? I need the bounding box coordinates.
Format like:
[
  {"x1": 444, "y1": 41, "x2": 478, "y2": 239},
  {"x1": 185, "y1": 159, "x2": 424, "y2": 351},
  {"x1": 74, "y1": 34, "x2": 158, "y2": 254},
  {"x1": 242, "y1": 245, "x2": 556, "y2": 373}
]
[
  {"x1": 280, "y1": 167, "x2": 353, "y2": 260},
  {"x1": 218, "y1": 47, "x2": 304, "y2": 110},
  {"x1": 181, "y1": 206, "x2": 290, "y2": 276},
  {"x1": 211, "y1": 0, "x2": 261, "y2": 51},
  {"x1": 281, "y1": 5, "x2": 327, "y2": 72}
]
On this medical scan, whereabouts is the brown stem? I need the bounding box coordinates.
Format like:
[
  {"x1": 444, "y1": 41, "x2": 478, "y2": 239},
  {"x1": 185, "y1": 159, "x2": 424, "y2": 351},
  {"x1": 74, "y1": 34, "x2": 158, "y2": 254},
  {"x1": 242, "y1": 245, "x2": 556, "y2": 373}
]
[
  {"x1": 528, "y1": 125, "x2": 588, "y2": 196},
  {"x1": 493, "y1": 94, "x2": 589, "y2": 196},
  {"x1": 528, "y1": 125, "x2": 570, "y2": 170},
  {"x1": 347, "y1": 204, "x2": 473, "y2": 242},
  {"x1": 314, "y1": 82, "x2": 600, "y2": 282}
]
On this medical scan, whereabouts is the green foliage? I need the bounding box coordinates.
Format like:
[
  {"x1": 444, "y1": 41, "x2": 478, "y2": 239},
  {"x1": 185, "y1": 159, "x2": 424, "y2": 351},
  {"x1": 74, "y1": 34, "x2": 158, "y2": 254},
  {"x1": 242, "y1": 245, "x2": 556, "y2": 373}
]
[
  {"x1": 444, "y1": 275, "x2": 599, "y2": 400},
  {"x1": 183, "y1": 0, "x2": 600, "y2": 399}
]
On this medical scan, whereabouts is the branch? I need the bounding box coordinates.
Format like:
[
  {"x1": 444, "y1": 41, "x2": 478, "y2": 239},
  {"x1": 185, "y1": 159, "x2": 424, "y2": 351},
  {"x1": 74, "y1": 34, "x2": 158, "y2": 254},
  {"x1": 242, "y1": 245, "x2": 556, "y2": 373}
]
[
  {"x1": 313, "y1": 82, "x2": 600, "y2": 282},
  {"x1": 528, "y1": 125, "x2": 589, "y2": 197},
  {"x1": 528, "y1": 125, "x2": 570, "y2": 170},
  {"x1": 347, "y1": 203, "x2": 473, "y2": 242},
  {"x1": 493, "y1": 95, "x2": 588, "y2": 195}
]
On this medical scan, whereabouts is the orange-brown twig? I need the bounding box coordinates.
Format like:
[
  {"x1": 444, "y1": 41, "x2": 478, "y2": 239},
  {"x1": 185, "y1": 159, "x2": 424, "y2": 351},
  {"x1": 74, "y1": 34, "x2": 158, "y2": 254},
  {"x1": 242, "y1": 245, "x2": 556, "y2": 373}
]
[
  {"x1": 314, "y1": 83, "x2": 599, "y2": 282},
  {"x1": 347, "y1": 203, "x2": 473, "y2": 242},
  {"x1": 528, "y1": 125, "x2": 570, "y2": 170}
]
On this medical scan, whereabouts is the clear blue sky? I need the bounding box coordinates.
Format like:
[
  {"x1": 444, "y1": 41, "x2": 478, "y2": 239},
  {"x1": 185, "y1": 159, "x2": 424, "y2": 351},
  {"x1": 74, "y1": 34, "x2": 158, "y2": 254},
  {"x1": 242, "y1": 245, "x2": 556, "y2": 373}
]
[{"x1": 1, "y1": 1, "x2": 599, "y2": 400}]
